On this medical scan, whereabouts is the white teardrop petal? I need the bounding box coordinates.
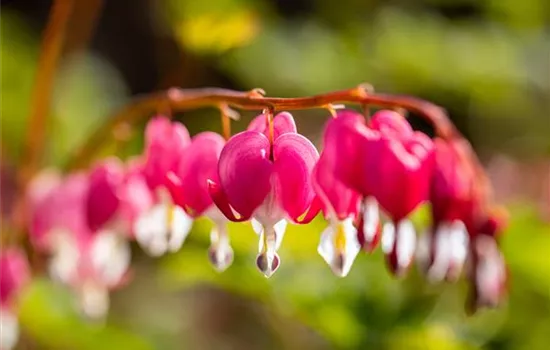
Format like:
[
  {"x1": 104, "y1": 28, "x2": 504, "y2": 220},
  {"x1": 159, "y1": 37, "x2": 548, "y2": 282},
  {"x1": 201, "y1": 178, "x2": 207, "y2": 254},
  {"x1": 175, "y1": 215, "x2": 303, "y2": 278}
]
[
  {"x1": 317, "y1": 218, "x2": 360, "y2": 277},
  {"x1": 168, "y1": 205, "x2": 193, "y2": 252},
  {"x1": 91, "y1": 230, "x2": 130, "y2": 287},
  {"x1": 396, "y1": 219, "x2": 416, "y2": 269},
  {"x1": 0, "y1": 308, "x2": 19, "y2": 350},
  {"x1": 381, "y1": 222, "x2": 396, "y2": 254}
]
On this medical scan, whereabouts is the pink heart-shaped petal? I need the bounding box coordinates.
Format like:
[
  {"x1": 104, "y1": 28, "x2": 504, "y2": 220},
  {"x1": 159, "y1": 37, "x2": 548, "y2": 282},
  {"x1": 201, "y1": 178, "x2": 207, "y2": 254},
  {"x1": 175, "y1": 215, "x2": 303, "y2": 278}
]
[
  {"x1": 272, "y1": 133, "x2": 319, "y2": 221},
  {"x1": 218, "y1": 131, "x2": 273, "y2": 219},
  {"x1": 168, "y1": 132, "x2": 225, "y2": 216},
  {"x1": 247, "y1": 112, "x2": 297, "y2": 140}
]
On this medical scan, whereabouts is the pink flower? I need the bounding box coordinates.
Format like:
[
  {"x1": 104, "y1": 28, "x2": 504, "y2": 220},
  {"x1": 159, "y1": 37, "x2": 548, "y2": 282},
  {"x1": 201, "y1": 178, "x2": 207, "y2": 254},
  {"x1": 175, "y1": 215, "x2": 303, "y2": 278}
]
[
  {"x1": 142, "y1": 115, "x2": 190, "y2": 190},
  {"x1": 86, "y1": 158, "x2": 154, "y2": 238},
  {"x1": 29, "y1": 171, "x2": 90, "y2": 251},
  {"x1": 466, "y1": 232, "x2": 507, "y2": 313},
  {"x1": 28, "y1": 170, "x2": 133, "y2": 319},
  {"x1": 165, "y1": 132, "x2": 233, "y2": 271},
  {"x1": 320, "y1": 110, "x2": 434, "y2": 276},
  {"x1": 0, "y1": 248, "x2": 30, "y2": 350},
  {"x1": 209, "y1": 112, "x2": 320, "y2": 277},
  {"x1": 134, "y1": 116, "x2": 193, "y2": 256},
  {"x1": 313, "y1": 114, "x2": 363, "y2": 277},
  {"x1": 417, "y1": 139, "x2": 474, "y2": 282},
  {"x1": 466, "y1": 211, "x2": 508, "y2": 312}
]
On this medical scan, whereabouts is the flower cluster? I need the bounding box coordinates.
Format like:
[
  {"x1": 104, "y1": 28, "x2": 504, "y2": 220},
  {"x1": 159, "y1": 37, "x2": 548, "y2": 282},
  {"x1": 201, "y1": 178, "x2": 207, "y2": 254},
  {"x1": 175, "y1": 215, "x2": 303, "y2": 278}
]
[{"x1": 16, "y1": 106, "x2": 507, "y2": 327}]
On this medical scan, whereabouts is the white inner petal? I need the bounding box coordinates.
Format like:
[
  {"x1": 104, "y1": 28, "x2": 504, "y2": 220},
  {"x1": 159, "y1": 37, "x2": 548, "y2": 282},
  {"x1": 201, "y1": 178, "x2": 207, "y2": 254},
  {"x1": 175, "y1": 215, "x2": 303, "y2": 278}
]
[
  {"x1": 78, "y1": 281, "x2": 110, "y2": 320},
  {"x1": 381, "y1": 222, "x2": 396, "y2": 254},
  {"x1": 48, "y1": 229, "x2": 80, "y2": 284},
  {"x1": 449, "y1": 220, "x2": 469, "y2": 267},
  {"x1": 361, "y1": 197, "x2": 380, "y2": 242},
  {"x1": 134, "y1": 200, "x2": 192, "y2": 256},
  {"x1": 475, "y1": 236, "x2": 506, "y2": 304},
  {"x1": 91, "y1": 230, "x2": 131, "y2": 287},
  {"x1": 396, "y1": 219, "x2": 416, "y2": 269},
  {"x1": 317, "y1": 218, "x2": 361, "y2": 277},
  {"x1": 415, "y1": 229, "x2": 431, "y2": 271},
  {"x1": 168, "y1": 205, "x2": 193, "y2": 252},
  {"x1": 427, "y1": 224, "x2": 452, "y2": 282},
  {"x1": 134, "y1": 203, "x2": 168, "y2": 255},
  {"x1": 0, "y1": 307, "x2": 19, "y2": 350},
  {"x1": 251, "y1": 218, "x2": 263, "y2": 235}
]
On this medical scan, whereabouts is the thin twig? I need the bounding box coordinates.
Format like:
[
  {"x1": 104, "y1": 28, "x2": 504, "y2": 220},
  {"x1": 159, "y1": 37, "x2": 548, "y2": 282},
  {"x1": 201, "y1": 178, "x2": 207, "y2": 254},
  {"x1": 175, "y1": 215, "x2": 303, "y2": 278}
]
[{"x1": 20, "y1": 0, "x2": 75, "y2": 186}]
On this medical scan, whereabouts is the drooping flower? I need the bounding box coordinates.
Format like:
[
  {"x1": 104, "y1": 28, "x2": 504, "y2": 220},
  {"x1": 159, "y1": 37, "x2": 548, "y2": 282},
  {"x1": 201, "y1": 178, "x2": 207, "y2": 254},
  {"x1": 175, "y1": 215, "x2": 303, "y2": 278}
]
[
  {"x1": 313, "y1": 114, "x2": 363, "y2": 277},
  {"x1": 134, "y1": 116, "x2": 193, "y2": 256},
  {"x1": 209, "y1": 112, "x2": 320, "y2": 277},
  {"x1": 28, "y1": 170, "x2": 132, "y2": 319},
  {"x1": 165, "y1": 132, "x2": 233, "y2": 271},
  {"x1": 466, "y1": 210, "x2": 508, "y2": 313},
  {"x1": 0, "y1": 248, "x2": 30, "y2": 350},
  {"x1": 321, "y1": 110, "x2": 434, "y2": 276},
  {"x1": 417, "y1": 138, "x2": 474, "y2": 282}
]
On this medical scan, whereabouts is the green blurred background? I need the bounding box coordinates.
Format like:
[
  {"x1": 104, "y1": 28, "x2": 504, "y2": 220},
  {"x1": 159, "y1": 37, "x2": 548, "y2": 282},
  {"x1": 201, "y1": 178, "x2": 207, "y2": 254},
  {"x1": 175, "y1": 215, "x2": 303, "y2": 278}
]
[{"x1": 1, "y1": 0, "x2": 549, "y2": 349}]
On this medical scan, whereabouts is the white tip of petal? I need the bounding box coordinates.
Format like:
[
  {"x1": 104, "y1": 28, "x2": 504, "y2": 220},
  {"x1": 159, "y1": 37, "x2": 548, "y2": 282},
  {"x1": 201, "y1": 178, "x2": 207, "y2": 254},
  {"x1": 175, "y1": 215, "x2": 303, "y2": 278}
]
[
  {"x1": 318, "y1": 218, "x2": 360, "y2": 277},
  {"x1": 425, "y1": 220, "x2": 469, "y2": 283},
  {"x1": 361, "y1": 197, "x2": 380, "y2": 244},
  {"x1": 255, "y1": 220, "x2": 286, "y2": 277},
  {"x1": 78, "y1": 282, "x2": 110, "y2": 320},
  {"x1": 134, "y1": 202, "x2": 192, "y2": 256},
  {"x1": 0, "y1": 308, "x2": 19, "y2": 350},
  {"x1": 91, "y1": 230, "x2": 131, "y2": 287},
  {"x1": 168, "y1": 205, "x2": 193, "y2": 252},
  {"x1": 251, "y1": 218, "x2": 263, "y2": 235},
  {"x1": 48, "y1": 230, "x2": 80, "y2": 284},
  {"x1": 208, "y1": 223, "x2": 233, "y2": 272},
  {"x1": 475, "y1": 235, "x2": 506, "y2": 307},
  {"x1": 396, "y1": 219, "x2": 416, "y2": 270},
  {"x1": 381, "y1": 222, "x2": 396, "y2": 254}
]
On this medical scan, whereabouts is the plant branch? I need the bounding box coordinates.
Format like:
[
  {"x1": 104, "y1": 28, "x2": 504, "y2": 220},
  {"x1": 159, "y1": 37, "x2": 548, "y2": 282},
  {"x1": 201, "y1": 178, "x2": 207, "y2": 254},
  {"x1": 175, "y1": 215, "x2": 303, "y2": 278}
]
[
  {"x1": 66, "y1": 84, "x2": 459, "y2": 170},
  {"x1": 20, "y1": 0, "x2": 75, "y2": 186}
]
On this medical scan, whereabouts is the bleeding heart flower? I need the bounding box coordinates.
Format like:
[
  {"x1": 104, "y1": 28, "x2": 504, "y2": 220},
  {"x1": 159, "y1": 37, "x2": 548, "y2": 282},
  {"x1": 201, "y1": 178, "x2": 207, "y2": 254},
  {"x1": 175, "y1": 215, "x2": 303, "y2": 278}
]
[
  {"x1": 466, "y1": 233, "x2": 507, "y2": 314},
  {"x1": 87, "y1": 158, "x2": 154, "y2": 239},
  {"x1": 29, "y1": 171, "x2": 90, "y2": 251},
  {"x1": 134, "y1": 116, "x2": 193, "y2": 256},
  {"x1": 165, "y1": 132, "x2": 233, "y2": 271},
  {"x1": 0, "y1": 248, "x2": 30, "y2": 350},
  {"x1": 28, "y1": 169, "x2": 132, "y2": 319},
  {"x1": 417, "y1": 138, "x2": 474, "y2": 282},
  {"x1": 209, "y1": 112, "x2": 320, "y2": 277},
  {"x1": 323, "y1": 110, "x2": 434, "y2": 276},
  {"x1": 313, "y1": 114, "x2": 363, "y2": 277}
]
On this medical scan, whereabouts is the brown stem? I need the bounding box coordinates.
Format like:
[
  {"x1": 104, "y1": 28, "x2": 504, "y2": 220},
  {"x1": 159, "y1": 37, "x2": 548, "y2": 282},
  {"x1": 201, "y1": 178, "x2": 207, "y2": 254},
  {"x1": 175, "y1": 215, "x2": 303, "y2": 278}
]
[
  {"x1": 20, "y1": 0, "x2": 74, "y2": 187},
  {"x1": 66, "y1": 84, "x2": 459, "y2": 170}
]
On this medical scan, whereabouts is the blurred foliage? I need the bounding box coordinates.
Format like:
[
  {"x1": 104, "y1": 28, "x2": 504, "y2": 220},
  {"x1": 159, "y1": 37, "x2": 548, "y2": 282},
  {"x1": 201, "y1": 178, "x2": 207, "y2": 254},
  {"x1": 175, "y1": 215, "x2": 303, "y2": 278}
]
[{"x1": 1, "y1": 0, "x2": 549, "y2": 349}]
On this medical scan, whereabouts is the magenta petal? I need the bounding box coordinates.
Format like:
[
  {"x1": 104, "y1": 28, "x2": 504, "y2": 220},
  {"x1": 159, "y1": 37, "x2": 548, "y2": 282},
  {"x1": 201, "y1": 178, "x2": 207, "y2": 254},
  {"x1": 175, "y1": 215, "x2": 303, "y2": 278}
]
[
  {"x1": 353, "y1": 130, "x2": 434, "y2": 221},
  {"x1": 87, "y1": 159, "x2": 125, "y2": 232},
  {"x1": 218, "y1": 131, "x2": 273, "y2": 219},
  {"x1": 294, "y1": 196, "x2": 322, "y2": 224},
  {"x1": 325, "y1": 111, "x2": 378, "y2": 194},
  {"x1": 207, "y1": 180, "x2": 249, "y2": 222},
  {"x1": 247, "y1": 112, "x2": 297, "y2": 140},
  {"x1": 0, "y1": 248, "x2": 30, "y2": 306},
  {"x1": 118, "y1": 172, "x2": 154, "y2": 236},
  {"x1": 169, "y1": 132, "x2": 225, "y2": 217},
  {"x1": 30, "y1": 173, "x2": 91, "y2": 250},
  {"x1": 143, "y1": 116, "x2": 190, "y2": 189},
  {"x1": 313, "y1": 161, "x2": 361, "y2": 220},
  {"x1": 314, "y1": 113, "x2": 365, "y2": 219},
  {"x1": 369, "y1": 110, "x2": 413, "y2": 138},
  {"x1": 273, "y1": 133, "x2": 319, "y2": 221}
]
